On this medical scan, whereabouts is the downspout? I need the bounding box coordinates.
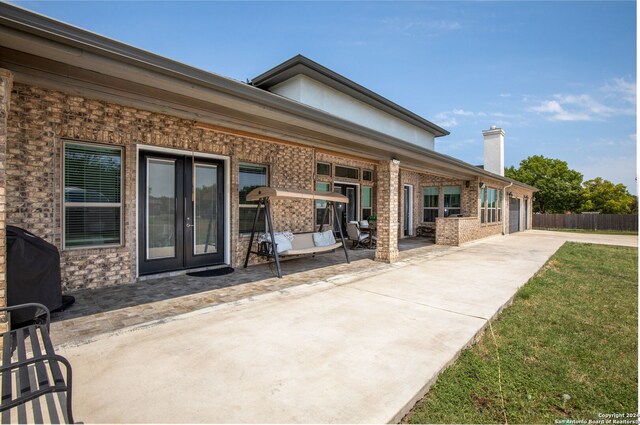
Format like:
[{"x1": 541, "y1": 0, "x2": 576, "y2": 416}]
[{"x1": 502, "y1": 182, "x2": 513, "y2": 235}]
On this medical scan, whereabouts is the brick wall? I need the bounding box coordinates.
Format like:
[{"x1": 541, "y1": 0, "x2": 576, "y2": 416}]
[
  {"x1": 375, "y1": 160, "x2": 399, "y2": 262},
  {"x1": 7, "y1": 82, "x2": 315, "y2": 290},
  {"x1": 400, "y1": 168, "x2": 479, "y2": 233},
  {"x1": 435, "y1": 176, "x2": 535, "y2": 246},
  {"x1": 0, "y1": 69, "x2": 12, "y2": 333}
]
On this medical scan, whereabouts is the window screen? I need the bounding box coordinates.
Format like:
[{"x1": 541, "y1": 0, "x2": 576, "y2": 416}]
[
  {"x1": 64, "y1": 142, "x2": 122, "y2": 248},
  {"x1": 423, "y1": 187, "x2": 438, "y2": 222}
]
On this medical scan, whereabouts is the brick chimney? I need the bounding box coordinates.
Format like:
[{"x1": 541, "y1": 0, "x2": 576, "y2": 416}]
[{"x1": 482, "y1": 126, "x2": 505, "y2": 176}]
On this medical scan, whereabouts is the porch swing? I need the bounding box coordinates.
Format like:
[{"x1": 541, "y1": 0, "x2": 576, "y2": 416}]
[{"x1": 243, "y1": 187, "x2": 350, "y2": 278}]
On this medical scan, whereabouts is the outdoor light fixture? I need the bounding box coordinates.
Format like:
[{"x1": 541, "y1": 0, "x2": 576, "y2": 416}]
[
  {"x1": 508, "y1": 192, "x2": 513, "y2": 198},
  {"x1": 465, "y1": 180, "x2": 470, "y2": 188},
  {"x1": 479, "y1": 182, "x2": 485, "y2": 189}
]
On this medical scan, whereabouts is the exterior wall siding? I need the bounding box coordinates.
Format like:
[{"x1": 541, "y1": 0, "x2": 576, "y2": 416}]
[
  {"x1": 7, "y1": 82, "x2": 316, "y2": 290},
  {"x1": 6, "y1": 81, "x2": 536, "y2": 291},
  {"x1": 0, "y1": 69, "x2": 12, "y2": 333}
]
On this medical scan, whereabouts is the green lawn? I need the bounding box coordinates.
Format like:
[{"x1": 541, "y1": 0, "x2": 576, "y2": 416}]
[
  {"x1": 404, "y1": 242, "x2": 638, "y2": 424},
  {"x1": 538, "y1": 228, "x2": 638, "y2": 236}
]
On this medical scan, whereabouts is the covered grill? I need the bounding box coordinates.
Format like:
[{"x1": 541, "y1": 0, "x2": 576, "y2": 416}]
[{"x1": 7, "y1": 225, "x2": 73, "y2": 325}]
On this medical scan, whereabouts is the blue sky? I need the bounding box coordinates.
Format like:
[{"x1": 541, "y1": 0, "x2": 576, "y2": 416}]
[{"x1": 14, "y1": 0, "x2": 637, "y2": 193}]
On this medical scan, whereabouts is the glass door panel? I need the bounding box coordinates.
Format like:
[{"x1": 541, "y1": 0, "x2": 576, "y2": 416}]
[
  {"x1": 193, "y1": 164, "x2": 218, "y2": 255},
  {"x1": 139, "y1": 153, "x2": 224, "y2": 275},
  {"x1": 147, "y1": 158, "x2": 176, "y2": 259},
  {"x1": 345, "y1": 187, "x2": 356, "y2": 222}
]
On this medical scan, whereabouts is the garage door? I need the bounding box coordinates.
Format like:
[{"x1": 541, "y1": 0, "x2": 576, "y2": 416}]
[{"x1": 509, "y1": 198, "x2": 520, "y2": 233}]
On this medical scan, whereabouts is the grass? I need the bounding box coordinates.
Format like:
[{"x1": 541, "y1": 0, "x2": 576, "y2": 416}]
[
  {"x1": 404, "y1": 242, "x2": 638, "y2": 424},
  {"x1": 538, "y1": 228, "x2": 638, "y2": 236}
]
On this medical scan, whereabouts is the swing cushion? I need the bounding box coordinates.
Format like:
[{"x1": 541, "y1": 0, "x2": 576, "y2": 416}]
[
  {"x1": 273, "y1": 234, "x2": 293, "y2": 253},
  {"x1": 313, "y1": 230, "x2": 336, "y2": 247},
  {"x1": 278, "y1": 233, "x2": 342, "y2": 256}
]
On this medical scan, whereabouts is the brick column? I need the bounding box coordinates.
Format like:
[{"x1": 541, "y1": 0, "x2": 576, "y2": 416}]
[
  {"x1": 0, "y1": 69, "x2": 12, "y2": 333},
  {"x1": 375, "y1": 159, "x2": 400, "y2": 263}
]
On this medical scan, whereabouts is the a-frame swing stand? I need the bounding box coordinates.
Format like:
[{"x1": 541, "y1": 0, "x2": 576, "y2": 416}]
[{"x1": 242, "y1": 187, "x2": 350, "y2": 278}]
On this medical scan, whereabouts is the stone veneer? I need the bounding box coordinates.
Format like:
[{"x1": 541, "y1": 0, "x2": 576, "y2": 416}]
[
  {"x1": 7, "y1": 82, "x2": 317, "y2": 290},
  {"x1": 5, "y1": 78, "x2": 535, "y2": 291},
  {"x1": 375, "y1": 160, "x2": 400, "y2": 263},
  {"x1": 0, "y1": 70, "x2": 11, "y2": 333},
  {"x1": 435, "y1": 176, "x2": 535, "y2": 246},
  {"x1": 399, "y1": 168, "x2": 480, "y2": 236}
]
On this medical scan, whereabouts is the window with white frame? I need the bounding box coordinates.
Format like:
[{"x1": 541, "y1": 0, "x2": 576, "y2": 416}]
[
  {"x1": 239, "y1": 164, "x2": 268, "y2": 234},
  {"x1": 422, "y1": 187, "x2": 438, "y2": 222},
  {"x1": 63, "y1": 142, "x2": 122, "y2": 248},
  {"x1": 480, "y1": 186, "x2": 502, "y2": 224},
  {"x1": 443, "y1": 186, "x2": 461, "y2": 217}
]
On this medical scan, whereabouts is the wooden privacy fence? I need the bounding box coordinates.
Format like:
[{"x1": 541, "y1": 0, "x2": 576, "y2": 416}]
[{"x1": 533, "y1": 214, "x2": 638, "y2": 231}]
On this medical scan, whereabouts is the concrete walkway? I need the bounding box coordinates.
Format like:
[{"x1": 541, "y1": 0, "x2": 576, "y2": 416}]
[{"x1": 56, "y1": 231, "x2": 637, "y2": 423}]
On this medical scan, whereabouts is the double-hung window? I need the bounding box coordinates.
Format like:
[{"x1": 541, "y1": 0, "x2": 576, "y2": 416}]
[
  {"x1": 480, "y1": 187, "x2": 502, "y2": 223},
  {"x1": 239, "y1": 164, "x2": 268, "y2": 234},
  {"x1": 487, "y1": 188, "x2": 497, "y2": 222},
  {"x1": 423, "y1": 187, "x2": 439, "y2": 222},
  {"x1": 63, "y1": 142, "x2": 123, "y2": 249},
  {"x1": 443, "y1": 186, "x2": 461, "y2": 217}
]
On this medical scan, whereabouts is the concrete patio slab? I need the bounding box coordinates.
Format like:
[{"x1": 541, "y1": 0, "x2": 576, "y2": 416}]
[{"x1": 56, "y1": 231, "x2": 637, "y2": 423}]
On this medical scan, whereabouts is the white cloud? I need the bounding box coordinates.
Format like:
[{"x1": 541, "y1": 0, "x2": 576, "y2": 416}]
[
  {"x1": 451, "y1": 109, "x2": 477, "y2": 116},
  {"x1": 529, "y1": 100, "x2": 591, "y2": 121},
  {"x1": 529, "y1": 78, "x2": 636, "y2": 122},
  {"x1": 434, "y1": 112, "x2": 458, "y2": 127},
  {"x1": 499, "y1": 93, "x2": 512, "y2": 98},
  {"x1": 601, "y1": 78, "x2": 636, "y2": 104}
]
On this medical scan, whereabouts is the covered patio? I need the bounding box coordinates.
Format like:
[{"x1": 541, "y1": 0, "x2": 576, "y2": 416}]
[{"x1": 50, "y1": 237, "x2": 441, "y2": 346}]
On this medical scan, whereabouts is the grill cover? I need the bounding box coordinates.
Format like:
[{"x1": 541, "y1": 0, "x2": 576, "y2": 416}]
[{"x1": 7, "y1": 225, "x2": 62, "y2": 325}]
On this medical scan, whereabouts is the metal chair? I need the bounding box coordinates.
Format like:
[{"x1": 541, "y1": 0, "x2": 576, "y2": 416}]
[{"x1": 346, "y1": 222, "x2": 370, "y2": 249}]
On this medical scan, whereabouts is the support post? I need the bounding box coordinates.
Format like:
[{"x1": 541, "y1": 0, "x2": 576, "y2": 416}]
[
  {"x1": 375, "y1": 159, "x2": 400, "y2": 263},
  {"x1": 332, "y1": 202, "x2": 350, "y2": 264},
  {"x1": 263, "y1": 198, "x2": 282, "y2": 278},
  {"x1": 243, "y1": 198, "x2": 263, "y2": 268}
]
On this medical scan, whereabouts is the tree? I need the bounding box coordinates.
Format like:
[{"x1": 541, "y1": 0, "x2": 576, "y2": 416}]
[
  {"x1": 579, "y1": 178, "x2": 636, "y2": 214},
  {"x1": 505, "y1": 155, "x2": 583, "y2": 213}
]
